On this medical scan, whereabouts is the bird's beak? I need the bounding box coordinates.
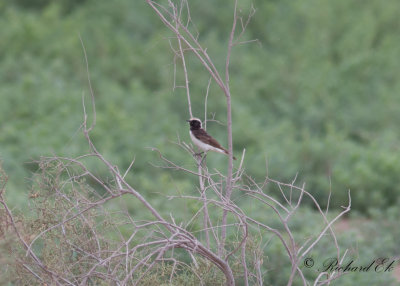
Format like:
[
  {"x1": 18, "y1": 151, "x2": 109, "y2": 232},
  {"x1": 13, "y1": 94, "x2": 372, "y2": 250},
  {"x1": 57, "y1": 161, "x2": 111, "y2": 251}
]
[{"x1": 186, "y1": 119, "x2": 191, "y2": 122}]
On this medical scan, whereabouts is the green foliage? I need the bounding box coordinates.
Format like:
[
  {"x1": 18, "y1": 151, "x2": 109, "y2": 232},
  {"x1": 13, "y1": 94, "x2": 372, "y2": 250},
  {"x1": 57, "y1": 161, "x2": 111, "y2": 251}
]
[{"x1": 1, "y1": 0, "x2": 400, "y2": 213}]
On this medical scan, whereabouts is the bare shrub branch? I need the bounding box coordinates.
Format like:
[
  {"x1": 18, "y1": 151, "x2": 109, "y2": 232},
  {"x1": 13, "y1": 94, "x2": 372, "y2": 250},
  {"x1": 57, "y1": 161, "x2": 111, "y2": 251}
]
[{"x1": 0, "y1": 1, "x2": 352, "y2": 286}]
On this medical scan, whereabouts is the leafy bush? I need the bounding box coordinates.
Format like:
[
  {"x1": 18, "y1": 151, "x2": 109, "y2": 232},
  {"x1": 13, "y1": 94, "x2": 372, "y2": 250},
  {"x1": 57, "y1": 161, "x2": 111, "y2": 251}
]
[{"x1": 1, "y1": 0, "x2": 400, "y2": 213}]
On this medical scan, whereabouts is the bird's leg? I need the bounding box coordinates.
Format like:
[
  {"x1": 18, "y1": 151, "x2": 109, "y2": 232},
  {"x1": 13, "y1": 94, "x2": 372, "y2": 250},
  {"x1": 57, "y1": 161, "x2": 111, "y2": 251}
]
[
  {"x1": 200, "y1": 153, "x2": 207, "y2": 166},
  {"x1": 193, "y1": 150, "x2": 206, "y2": 167}
]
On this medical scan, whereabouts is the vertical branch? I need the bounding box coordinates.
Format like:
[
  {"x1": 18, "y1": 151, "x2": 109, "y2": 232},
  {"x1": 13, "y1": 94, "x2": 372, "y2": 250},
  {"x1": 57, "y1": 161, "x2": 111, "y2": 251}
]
[
  {"x1": 172, "y1": 0, "x2": 193, "y2": 118},
  {"x1": 201, "y1": 78, "x2": 212, "y2": 249},
  {"x1": 240, "y1": 224, "x2": 249, "y2": 286},
  {"x1": 220, "y1": 0, "x2": 238, "y2": 256},
  {"x1": 204, "y1": 77, "x2": 212, "y2": 130},
  {"x1": 198, "y1": 162, "x2": 210, "y2": 249},
  {"x1": 79, "y1": 34, "x2": 96, "y2": 133}
]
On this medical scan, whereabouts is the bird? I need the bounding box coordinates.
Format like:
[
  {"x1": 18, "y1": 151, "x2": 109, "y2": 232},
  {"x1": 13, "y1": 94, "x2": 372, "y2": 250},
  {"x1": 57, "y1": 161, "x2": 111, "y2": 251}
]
[{"x1": 187, "y1": 118, "x2": 236, "y2": 160}]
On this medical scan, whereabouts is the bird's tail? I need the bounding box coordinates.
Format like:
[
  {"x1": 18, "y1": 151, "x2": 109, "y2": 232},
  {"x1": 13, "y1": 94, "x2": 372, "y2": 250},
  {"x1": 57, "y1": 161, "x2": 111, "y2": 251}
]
[{"x1": 223, "y1": 149, "x2": 237, "y2": 160}]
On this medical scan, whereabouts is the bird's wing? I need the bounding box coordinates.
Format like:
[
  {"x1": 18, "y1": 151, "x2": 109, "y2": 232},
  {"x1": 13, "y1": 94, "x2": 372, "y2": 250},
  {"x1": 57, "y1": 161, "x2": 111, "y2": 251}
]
[{"x1": 193, "y1": 129, "x2": 228, "y2": 153}]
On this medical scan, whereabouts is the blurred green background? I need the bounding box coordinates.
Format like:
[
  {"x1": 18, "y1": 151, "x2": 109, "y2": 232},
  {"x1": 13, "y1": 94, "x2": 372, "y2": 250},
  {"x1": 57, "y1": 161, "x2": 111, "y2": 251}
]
[
  {"x1": 1, "y1": 0, "x2": 399, "y2": 284},
  {"x1": 2, "y1": 0, "x2": 400, "y2": 212}
]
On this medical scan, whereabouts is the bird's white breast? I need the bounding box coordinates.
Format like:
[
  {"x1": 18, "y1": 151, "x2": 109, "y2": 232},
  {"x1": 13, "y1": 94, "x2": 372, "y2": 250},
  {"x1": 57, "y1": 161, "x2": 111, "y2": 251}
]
[{"x1": 189, "y1": 131, "x2": 224, "y2": 154}]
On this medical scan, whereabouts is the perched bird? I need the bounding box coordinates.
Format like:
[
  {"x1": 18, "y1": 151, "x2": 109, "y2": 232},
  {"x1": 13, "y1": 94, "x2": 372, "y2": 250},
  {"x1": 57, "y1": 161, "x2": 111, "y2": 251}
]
[{"x1": 187, "y1": 118, "x2": 236, "y2": 160}]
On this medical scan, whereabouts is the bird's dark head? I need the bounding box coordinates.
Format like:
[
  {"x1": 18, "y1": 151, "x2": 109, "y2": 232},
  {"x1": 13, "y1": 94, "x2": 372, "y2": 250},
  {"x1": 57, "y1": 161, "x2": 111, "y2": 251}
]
[{"x1": 187, "y1": 118, "x2": 202, "y2": 130}]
